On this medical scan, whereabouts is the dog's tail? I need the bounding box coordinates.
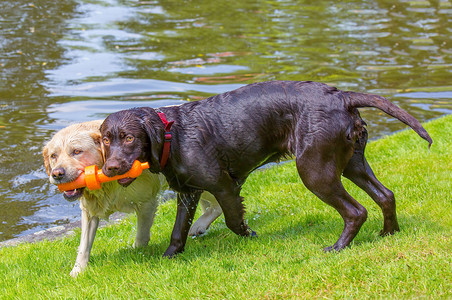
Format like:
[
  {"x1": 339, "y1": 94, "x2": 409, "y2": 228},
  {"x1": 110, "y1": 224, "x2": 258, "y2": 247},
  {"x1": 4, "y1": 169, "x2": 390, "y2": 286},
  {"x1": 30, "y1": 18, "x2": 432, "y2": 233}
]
[{"x1": 345, "y1": 91, "x2": 433, "y2": 147}]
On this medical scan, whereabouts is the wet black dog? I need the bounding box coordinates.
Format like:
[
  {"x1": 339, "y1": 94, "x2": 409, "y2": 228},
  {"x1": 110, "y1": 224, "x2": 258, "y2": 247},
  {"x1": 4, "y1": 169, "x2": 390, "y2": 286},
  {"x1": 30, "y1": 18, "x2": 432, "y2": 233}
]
[{"x1": 100, "y1": 81, "x2": 432, "y2": 257}]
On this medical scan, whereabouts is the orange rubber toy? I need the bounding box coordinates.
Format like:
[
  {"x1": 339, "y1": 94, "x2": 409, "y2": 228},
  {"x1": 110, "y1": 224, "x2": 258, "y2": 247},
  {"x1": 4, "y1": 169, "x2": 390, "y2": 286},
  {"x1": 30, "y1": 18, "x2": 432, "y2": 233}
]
[{"x1": 57, "y1": 160, "x2": 149, "y2": 192}]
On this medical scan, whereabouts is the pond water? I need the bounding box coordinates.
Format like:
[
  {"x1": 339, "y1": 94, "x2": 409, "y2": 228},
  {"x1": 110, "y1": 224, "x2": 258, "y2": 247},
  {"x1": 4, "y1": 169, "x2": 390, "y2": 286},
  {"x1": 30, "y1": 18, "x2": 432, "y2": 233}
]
[{"x1": 0, "y1": 0, "x2": 451, "y2": 242}]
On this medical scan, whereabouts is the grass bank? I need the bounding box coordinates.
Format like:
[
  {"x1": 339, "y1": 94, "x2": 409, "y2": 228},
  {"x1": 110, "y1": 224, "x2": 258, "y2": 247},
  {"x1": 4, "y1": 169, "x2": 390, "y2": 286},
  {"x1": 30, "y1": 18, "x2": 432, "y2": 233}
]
[{"x1": 1, "y1": 115, "x2": 451, "y2": 299}]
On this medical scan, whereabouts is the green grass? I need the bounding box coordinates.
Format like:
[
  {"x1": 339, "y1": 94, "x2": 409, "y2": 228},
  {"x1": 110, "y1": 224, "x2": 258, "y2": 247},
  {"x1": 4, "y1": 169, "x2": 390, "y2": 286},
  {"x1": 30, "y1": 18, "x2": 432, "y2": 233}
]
[{"x1": 1, "y1": 115, "x2": 451, "y2": 299}]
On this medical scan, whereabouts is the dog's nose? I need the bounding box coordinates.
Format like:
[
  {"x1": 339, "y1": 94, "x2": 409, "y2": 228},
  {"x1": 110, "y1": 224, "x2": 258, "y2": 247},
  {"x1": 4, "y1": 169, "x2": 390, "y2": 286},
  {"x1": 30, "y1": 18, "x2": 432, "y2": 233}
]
[
  {"x1": 51, "y1": 168, "x2": 65, "y2": 181},
  {"x1": 105, "y1": 161, "x2": 121, "y2": 176}
]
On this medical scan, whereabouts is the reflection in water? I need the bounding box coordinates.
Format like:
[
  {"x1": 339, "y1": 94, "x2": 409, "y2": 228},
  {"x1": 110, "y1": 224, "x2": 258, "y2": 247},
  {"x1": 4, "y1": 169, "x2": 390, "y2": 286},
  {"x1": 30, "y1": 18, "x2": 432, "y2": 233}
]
[
  {"x1": 0, "y1": 0, "x2": 79, "y2": 240},
  {"x1": 46, "y1": 99, "x2": 187, "y2": 128},
  {"x1": 47, "y1": 78, "x2": 244, "y2": 97},
  {"x1": 0, "y1": 0, "x2": 451, "y2": 241}
]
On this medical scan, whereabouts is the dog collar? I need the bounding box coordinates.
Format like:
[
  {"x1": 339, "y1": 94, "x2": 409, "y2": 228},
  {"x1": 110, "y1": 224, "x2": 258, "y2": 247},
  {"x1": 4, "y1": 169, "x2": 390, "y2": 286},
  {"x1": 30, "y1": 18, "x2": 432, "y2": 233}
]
[{"x1": 156, "y1": 109, "x2": 174, "y2": 170}]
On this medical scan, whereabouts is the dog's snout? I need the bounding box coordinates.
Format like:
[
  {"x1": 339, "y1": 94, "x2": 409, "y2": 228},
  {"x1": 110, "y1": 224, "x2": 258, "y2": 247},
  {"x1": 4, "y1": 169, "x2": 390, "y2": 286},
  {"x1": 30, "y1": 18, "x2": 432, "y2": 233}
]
[
  {"x1": 51, "y1": 168, "x2": 65, "y2": 181},
  {"x1": 104, "y1": 161, "x2": 121, "y2": 177}
]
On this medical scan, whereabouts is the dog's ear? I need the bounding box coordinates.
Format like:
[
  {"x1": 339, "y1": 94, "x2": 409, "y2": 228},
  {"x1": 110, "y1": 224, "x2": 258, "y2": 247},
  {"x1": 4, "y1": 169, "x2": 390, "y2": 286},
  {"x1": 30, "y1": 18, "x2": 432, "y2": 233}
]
[
  {"x1": 98, "y1": 123, "x2": 106, "y2": 163},
  {"x1": 100, "y1": 140, "x2": 106, "y2": 164},
  {"x1": 42, "y1": 145, "x2": 51, "y2": 176},
  {"x1": 90, "y1": 131, "x2": 102, "y2": 146},
  {"x1": 90, "y1": 131, "x2": 105, "y2": 164},
  {"x1": 141, "y1": 108, "x2": 165, "y2": 173}
]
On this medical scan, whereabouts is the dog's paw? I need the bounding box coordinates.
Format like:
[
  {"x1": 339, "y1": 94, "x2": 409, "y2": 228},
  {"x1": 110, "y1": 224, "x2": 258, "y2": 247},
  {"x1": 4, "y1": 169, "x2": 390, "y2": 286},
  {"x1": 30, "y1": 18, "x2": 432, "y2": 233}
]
[
  {"x1": 323, "y1": 244, "x2": 347, "y2": 253},
  {"x1": 70, "y1": 264, "x2": 83, "y2": 277},
  {"x1": 188, "y1": 224, "x2": 208, "y2": 237},
  {"x1": 163, "y1": 245, "x2": 183, "y2": 258},
  {"x1": 323, "y1": 246, "x2": 335, "y2": 253},
  {"x1": 133, "y1": 239, "x2": 150, "y2": 248},
  {"x1": 244, "y1": 228, "x2": 257, "y2": 237},
  {"x1": 323, "y1": 243, "x2": 346, "y2": 252},
  {"x1": 379, "y1": 226, "x2": 400, "y2": 237}
]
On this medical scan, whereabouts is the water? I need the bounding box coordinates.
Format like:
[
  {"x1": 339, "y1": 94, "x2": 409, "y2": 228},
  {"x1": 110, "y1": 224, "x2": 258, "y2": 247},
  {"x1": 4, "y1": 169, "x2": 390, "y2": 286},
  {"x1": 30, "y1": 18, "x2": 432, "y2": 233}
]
[{"x1": 0, "y1": 0, "x2": 451, "y2": 242}]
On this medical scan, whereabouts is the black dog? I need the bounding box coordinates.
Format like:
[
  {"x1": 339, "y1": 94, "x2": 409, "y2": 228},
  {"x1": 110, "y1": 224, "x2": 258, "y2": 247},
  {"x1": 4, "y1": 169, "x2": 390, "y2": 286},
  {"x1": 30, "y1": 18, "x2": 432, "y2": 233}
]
[{"x1": 100, "y1": 81, "x2": 432, "y2": 257}]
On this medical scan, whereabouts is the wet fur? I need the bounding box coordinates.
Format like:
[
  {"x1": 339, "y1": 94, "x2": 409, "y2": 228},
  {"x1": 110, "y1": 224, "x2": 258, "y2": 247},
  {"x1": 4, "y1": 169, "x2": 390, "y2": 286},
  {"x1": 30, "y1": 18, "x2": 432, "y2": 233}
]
[{"x1": 100, "y1": 81, "x2": 432, "y2": 257}]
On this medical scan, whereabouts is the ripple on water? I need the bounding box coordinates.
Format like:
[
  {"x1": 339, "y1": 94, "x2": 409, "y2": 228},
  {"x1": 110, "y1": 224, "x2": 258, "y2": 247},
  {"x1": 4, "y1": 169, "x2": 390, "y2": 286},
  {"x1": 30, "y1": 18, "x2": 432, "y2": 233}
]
[{"x1": 46, "y1": 78, "x2": 244, "y2": 97}]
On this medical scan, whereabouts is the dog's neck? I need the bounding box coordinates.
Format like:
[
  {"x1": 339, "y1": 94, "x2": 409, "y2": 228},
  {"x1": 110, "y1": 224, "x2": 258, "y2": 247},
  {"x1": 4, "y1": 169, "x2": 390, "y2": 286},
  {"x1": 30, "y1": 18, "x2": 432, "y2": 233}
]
[{"x1": 155, "y1": 109, "x2": 174, "y2": 171}]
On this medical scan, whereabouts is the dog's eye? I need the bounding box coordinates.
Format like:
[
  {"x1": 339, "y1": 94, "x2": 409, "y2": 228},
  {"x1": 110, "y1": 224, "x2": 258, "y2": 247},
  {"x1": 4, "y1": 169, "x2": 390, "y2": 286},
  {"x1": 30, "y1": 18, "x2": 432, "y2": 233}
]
[
  {"x1": 103, "y1": 137, "x2": 110, "y2": 145},
  {"x1": 125, "y1": 136, "x2": 134, "y2": 143},
  {"x1": 50, "y1": 153, "x2": 57, "y2": 159},
  {"x1": 73, "y1": 149, "x2": 82, "y2": 155}
]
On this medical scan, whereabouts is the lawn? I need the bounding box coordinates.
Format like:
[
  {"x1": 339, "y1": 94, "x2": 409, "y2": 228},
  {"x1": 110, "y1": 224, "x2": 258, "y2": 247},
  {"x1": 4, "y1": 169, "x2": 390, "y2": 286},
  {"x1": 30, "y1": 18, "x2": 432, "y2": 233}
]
[{"x1": 1, "y1": 115, "x2": 451, "y2": 299}]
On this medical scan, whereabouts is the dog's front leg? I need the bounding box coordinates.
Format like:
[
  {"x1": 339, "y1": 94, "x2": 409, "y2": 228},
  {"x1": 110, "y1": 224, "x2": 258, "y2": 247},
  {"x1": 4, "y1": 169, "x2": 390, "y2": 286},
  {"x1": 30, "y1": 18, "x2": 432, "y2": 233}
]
[
  {"x1": 163, "y1": 192, "x2": 201, "y2": 258},
  {"x1": 134, "y1": 200, "x2": 158, "y2": 248},
  {"x1": 70, "y1": 208, "x2": 99, "y2": 277}
]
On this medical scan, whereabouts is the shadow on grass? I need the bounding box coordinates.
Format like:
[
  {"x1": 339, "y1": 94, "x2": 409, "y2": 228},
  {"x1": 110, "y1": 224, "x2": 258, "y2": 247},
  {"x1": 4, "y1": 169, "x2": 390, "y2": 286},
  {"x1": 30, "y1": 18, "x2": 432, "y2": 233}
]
[{"x1": 89, "y1": 210, "x2": 448, "y2": 269}]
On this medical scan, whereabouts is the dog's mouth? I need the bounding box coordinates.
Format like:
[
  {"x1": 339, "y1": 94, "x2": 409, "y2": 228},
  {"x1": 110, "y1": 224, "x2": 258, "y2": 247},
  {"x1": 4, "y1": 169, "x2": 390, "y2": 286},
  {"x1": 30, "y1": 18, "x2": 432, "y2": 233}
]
[
  {"x1": 117, "y1": 177, "x2": 136, "y2": 187},
  {"x1": 63, "y1": 188, "x2": 85, "y2": 202}
]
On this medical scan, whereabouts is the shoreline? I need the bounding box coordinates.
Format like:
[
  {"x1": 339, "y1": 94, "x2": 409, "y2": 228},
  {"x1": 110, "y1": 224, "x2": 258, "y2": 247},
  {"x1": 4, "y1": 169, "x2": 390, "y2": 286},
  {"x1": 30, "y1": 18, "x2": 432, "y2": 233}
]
[{"x1": 0, "y1": 212, "x2": 127, "y2": 248}]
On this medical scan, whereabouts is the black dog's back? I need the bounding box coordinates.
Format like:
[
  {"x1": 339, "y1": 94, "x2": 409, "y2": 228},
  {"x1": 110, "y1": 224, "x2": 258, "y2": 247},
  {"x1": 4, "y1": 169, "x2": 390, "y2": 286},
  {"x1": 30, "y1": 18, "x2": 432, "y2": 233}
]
[
  {"x1": 180, "y1": 81, "x2": 431, "y2": 155},
  {"x1": 174, "y1": 81, "x2": 355, "y2": 176}
]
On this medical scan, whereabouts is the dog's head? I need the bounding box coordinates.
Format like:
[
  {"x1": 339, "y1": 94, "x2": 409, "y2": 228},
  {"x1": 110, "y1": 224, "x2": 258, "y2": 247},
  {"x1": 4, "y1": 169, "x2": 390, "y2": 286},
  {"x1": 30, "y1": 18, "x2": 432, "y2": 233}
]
[
  {"x1": 100, "y1": 107, "x2": 165, "y2": 185},
  {"x1": 43, "y1": 120, "x2": 104, "y2": 201}
]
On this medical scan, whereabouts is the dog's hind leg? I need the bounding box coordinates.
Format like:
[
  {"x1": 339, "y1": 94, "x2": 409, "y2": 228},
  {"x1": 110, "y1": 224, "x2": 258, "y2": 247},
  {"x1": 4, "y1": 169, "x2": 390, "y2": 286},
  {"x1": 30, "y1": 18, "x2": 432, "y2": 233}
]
[
  {"x1": 295, "y1": 143, "x2": 367, "y2": 252},
  {"x1": 71, "y1": 208, "x2": 99, "y2": 277},
  {"x1": 134, "y1": 200, "x2": 158, "y2": 248},
  {"x1": 163, "y1": 192, "x2": 201, "y2": 258},
  {"x1": 189, "y1": 192, "x2": 223, "y2": 236},
  {"x1": 343, "y1": 134, "x2": 400, "y2": 236}
]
